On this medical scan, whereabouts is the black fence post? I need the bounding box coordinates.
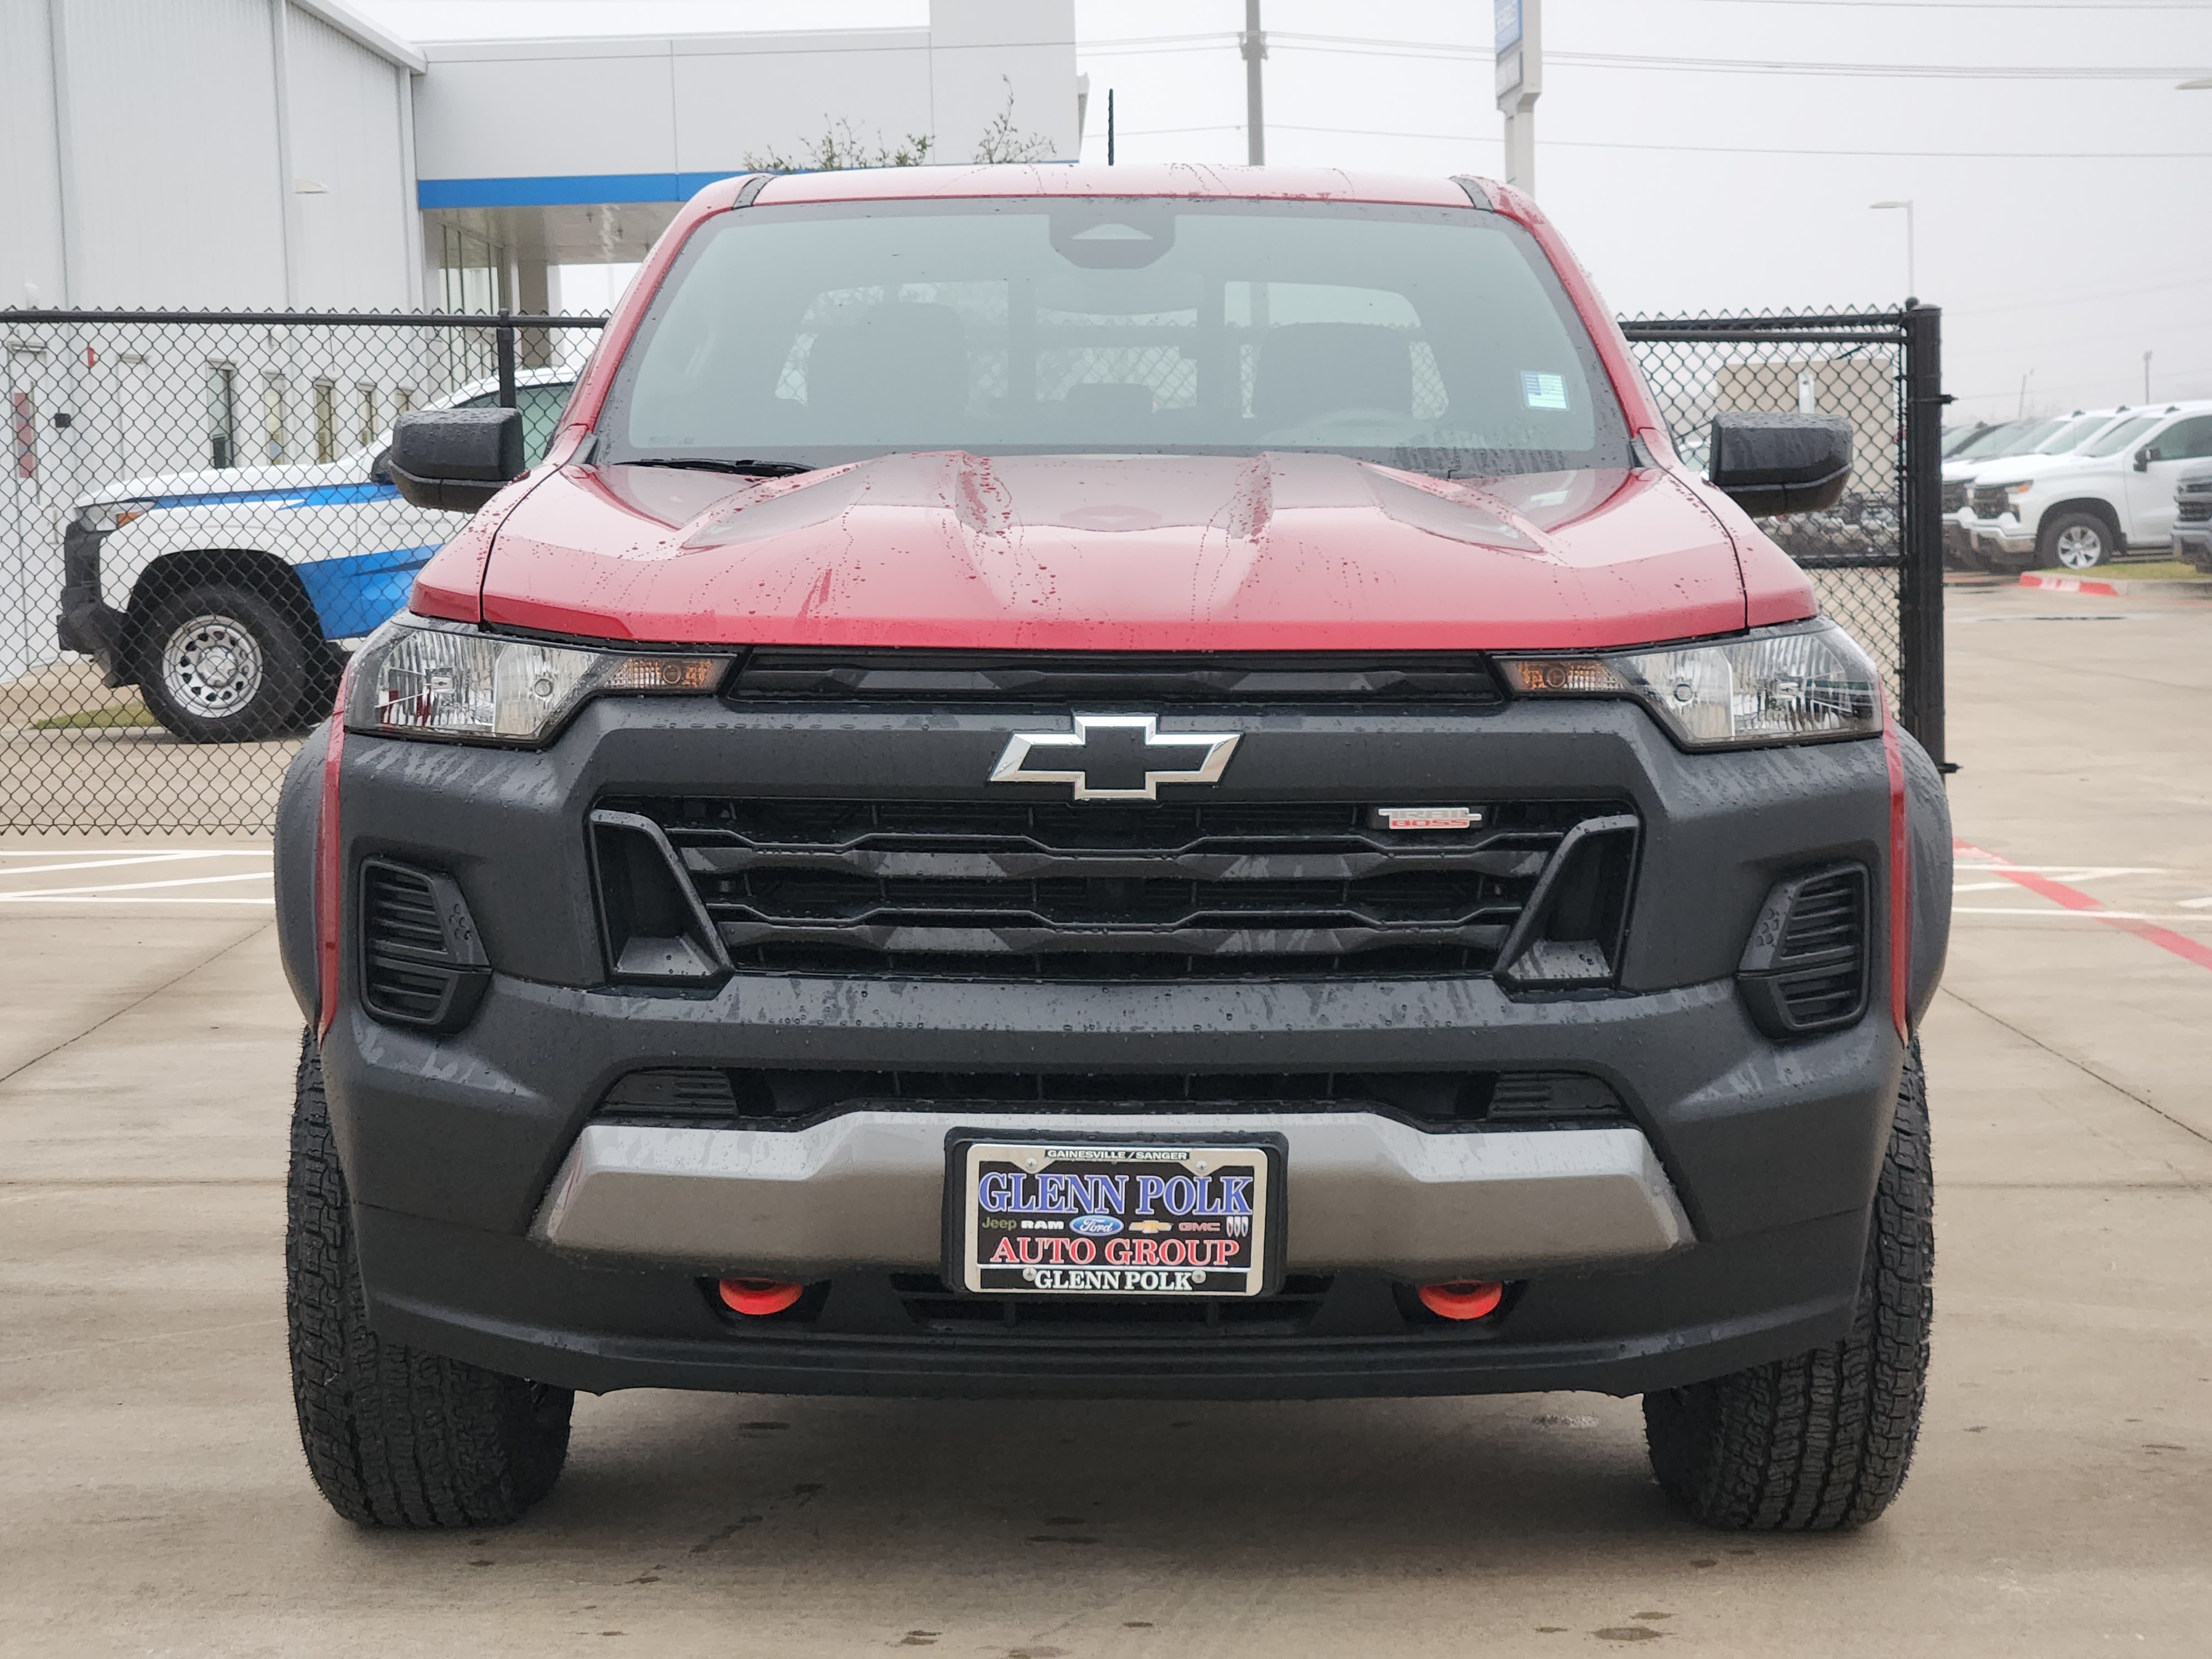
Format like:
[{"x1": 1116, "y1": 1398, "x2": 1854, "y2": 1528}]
[
  {"x1": 495, "y1": 309, "x2": 517, "y2": 409},
  {"x1": 1898, "y1": 302, "x2": 1946, "y2": 769}
]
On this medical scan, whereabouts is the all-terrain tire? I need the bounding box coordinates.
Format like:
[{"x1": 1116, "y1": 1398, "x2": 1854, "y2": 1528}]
[
  {"x1": 135, "y1": 581, "x2": 319, "y2": 743},
  {"x1": 287, "y1": 1032, "x2": 573, "y2": 1527},
  {"x1": 2038, "y1": 509, "x2": 2115, "y2": 572},
  {"x1": 1642, "y1": 1041, "x2": 1932, "y2": 1532}
]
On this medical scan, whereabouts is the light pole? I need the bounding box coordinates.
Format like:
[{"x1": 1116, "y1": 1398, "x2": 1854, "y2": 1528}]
[
  {"x1": 1242, "y1": 0, "x2": 1267, "y2": 165},
  {"x1": 1871, "y1": 200, "x2": 1915, "y2": 298},
  {"x1": 1495, "y1": 0, "x2": 1542, "y2": 194}
]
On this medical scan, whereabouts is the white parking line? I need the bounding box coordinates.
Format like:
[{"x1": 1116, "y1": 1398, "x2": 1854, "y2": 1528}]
[
  {"x1": 0, "y1": 871, "x2": 274, "y2": 902},
  {"x1": 0, "y1": 851, "x2": 265, "y2": 879}
]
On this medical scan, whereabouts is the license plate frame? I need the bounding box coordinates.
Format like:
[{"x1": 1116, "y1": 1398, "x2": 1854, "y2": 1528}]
[{"x1": 944, "y1": 1130, "x2": 1286, "y2": 1299}]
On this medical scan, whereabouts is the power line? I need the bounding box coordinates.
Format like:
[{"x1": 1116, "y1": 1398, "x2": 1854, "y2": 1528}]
[
  {"x1": 1083, "y1": 30, "x2": 2212, "y2": 80},
  {"x1": 1113, "y1": 122, "x2": 2212, "y2": 161},
  {"x1": 1265, "y1": 35, "x2": 2212, "y2": 79},
  {"x1": 1543, "y1": 48, "x2": 2212, "y2": 79},
  {"x1": 1683, "y1": 0, "x2": 2212, "y2": 9}
]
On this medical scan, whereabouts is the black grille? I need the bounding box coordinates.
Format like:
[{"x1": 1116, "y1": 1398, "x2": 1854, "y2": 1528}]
[
  {"x1": 1736, "y1": 864, "x2": 1870, "y2": 1038},
  {"x1": 596, "y1": 796, "x2": 1636, "y2": 980},
  {"x1": 1969, "y1": 483, "x2": 2010, "y2": 518},
  {"x1": 729, "y1": 649, "x2": 1503, "y2": 706},
  {"x1": 1940, "y1": 479, "x2": 1968, "y2": 514},
  {"x1": 358, "y1": 858, "x2": 491, "y2": 1031},
  {"x1": 598, "y1": 1066, "x2": 1630, "y2": 1130},
  {"x1": 2178, "y1": 499, "x2": 2211, "y2": 524}
]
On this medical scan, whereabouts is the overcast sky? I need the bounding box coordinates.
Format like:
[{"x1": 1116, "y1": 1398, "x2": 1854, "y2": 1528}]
[{"x1": 354, "y1": 0, "x2": 2212, "y2": 424}]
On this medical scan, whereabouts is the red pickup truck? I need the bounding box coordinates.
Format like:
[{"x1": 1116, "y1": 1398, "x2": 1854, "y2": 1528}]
[{"x1": 273, "y1": 165, "x2": 1950, "y2": 1535}]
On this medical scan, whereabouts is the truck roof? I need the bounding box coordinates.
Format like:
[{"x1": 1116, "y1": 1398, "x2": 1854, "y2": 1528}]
[{"x1": 750, "y1": 164, "x2": 1486, "y2": 211}]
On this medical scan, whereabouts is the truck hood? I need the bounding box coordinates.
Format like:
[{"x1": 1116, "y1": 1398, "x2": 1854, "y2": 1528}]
[
  {"x1": 453, "y1": 449, "x2": 1802, "y2": 652},
  {"x1": 1959, "y1": 451, "x2": 2117, "y2": 485}
]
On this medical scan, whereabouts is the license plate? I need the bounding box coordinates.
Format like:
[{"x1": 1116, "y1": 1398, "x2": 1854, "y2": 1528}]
[{"x1": 947, "y1": 1135, "x2": 1282, "y2": 1298}]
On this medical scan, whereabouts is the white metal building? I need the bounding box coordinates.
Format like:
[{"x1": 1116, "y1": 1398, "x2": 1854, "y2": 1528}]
[{"x1": 2, "y1": 0, "x2": 1081, "y2": 315}]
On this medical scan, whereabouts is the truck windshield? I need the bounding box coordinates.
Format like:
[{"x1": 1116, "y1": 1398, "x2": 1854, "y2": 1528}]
[
  {"x1": 1952, "y1": 421, "x2": 2028, "y2": 460},
  {"x1": 2081, "y1": 414, "x2": 2159, "y2": 458},
  {"x1": 2031, "y1": 415, "x2": 2106, "y2": 455},
  {"x1": 596, "y1": 197, "x2": 1634, "y2": 481}
]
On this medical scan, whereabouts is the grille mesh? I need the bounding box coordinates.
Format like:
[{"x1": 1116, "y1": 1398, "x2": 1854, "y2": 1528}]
[{"x1": 599, "y1": 795, "x2": 1635, "y2": 980}]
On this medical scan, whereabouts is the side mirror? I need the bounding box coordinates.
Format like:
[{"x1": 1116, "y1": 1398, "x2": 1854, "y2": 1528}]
[
  {"x1": 389, "y1": 408, "x2": 524, "y2": 513},
  {"x1": 1707, "y1": 411, "x2": 1853, "y2": 517},
  {"x1": 2133, "y1": 446, "x2": 2154, "y2": 472}
]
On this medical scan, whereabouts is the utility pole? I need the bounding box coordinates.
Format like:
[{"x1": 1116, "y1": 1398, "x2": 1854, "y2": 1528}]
[
  {"x1": 1107, "y1": 88, "x2": 1115, "y2": 165},
  {"x1": 1871, "y1": 200, "x2": 1915, "y2": 298},
  {"x1": 1495, "y1": 0, "x2": 1542, "y2": 194},
  {"x1": 1242, "y1": 0, "x2": 1267, "y2": 164},
  {"x1": 2143, "y1": 350, "x2": 2152, "y2": 400}
]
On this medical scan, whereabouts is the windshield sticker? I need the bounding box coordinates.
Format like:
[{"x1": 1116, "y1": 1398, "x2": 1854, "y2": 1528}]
[{"x1": 1521, "y1": 371, "x2": 1570, "y2": 411}]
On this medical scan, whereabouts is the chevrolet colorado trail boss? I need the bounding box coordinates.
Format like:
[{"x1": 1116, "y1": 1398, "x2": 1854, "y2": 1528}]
[{"x1": 274, "y1": 166, "x2": 1951, "y2": 1536}]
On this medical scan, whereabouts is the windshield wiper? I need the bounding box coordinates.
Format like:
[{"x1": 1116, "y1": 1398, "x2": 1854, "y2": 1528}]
[{"x1": 622, "y1": 457, "x2": 817, "y2": 477}]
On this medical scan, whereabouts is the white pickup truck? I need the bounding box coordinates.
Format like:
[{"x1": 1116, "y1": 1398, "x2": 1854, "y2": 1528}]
[
  {"x1": 1958, "y1": 401, "x2": 2212, "y2": 572},
  {"x1": 56, "y1": 370, "x2": 571, "y2": 740}
]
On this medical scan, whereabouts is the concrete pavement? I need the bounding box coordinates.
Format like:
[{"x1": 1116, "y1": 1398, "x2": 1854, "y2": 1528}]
[{"x1": 3, "y1": 582, "x2": 2209, "y2": 1656}]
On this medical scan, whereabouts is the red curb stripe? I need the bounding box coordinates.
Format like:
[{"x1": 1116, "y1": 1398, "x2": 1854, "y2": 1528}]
[
  {"x1": 1954, "y1": 839, "x2": 2212, "y2": 973},
  {"x1": 2017, "y1": 572, "x2": 2121, "y2": 596}
]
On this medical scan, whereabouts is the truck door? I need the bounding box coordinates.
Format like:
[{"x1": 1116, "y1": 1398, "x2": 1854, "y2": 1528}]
[{"x1": 2123, "y1": 414, "x2": 2212, "y2": 546}]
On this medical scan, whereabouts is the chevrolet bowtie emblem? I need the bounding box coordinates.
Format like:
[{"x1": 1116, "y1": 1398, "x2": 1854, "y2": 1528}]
[{"x1": 989, "y1": 714, "x2": 1241, "y2": 801}]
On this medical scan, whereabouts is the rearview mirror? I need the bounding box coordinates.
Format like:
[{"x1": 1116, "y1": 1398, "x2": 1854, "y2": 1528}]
[
  {"x1": 1707, "y1": 412, "x2": 1853, "y2": 517},
  {"x1": 390, "y1": 408, "x2": 524, "y2": 513}
]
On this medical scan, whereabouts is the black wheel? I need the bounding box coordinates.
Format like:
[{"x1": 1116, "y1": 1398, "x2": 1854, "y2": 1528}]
[
  {"x1": 134, "y1": 581, "x2": 317, "y2": 742},
  {"x1": 287, "y1": 1032, "x2": 572, "y2": 1528},
  {"x1": 1642, "y1": 1041, "x2": 1933, "y2": 1532},
  {"x1": 2039, "y1": 510, "x2": 2114, "y2": 572}
]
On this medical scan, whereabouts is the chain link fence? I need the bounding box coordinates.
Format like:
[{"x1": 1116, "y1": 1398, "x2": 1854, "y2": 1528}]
[
  {"x1": 1619, "y1": 306, "x2": 1945, "y2": 760},
  {"x1": 3, "y1": 304, "x2": 1943, "y2": 836}
]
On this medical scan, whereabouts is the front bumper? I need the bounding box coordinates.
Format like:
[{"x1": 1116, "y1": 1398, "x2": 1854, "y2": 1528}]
[
  {"x1": 2173, "y1": 524, "x2": 2212, "y2": 570},
  {"x1": 1964, "y1": 514, "x2": 2036, "y2": 556},
  {"x1": 285, "y1": 692, "x2": 1948, "y2": 1400},
  {"x1": 537, "y1": 1115, "x2": 1691, "y2": 1281},
  {"x1": 55, "y1": 520, "x2": 128, "y2": 681}
]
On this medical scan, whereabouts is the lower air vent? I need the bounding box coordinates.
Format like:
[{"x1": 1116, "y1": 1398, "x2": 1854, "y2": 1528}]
[
  {"x1": 596, "y1": 1067, "x2": 1629, "y2": 1130},
  {"x1": 358, "y1": 859, "x2": 491, "y2": 1032},
  {"x1": 1736, "y1": 863, "x2": 1870, "y2": 1038}
]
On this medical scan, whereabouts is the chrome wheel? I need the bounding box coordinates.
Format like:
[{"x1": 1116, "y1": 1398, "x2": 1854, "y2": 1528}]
[
  {"x1": 160, "y1": 614, "x2": 265, "y2": 718},
  {"x1": 2053, "y1": 523, "x2": 2107, "y2": 570}
]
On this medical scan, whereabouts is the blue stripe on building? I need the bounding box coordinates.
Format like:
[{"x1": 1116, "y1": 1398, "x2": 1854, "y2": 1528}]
[{"x1": 417, "y1": 172, "x2": 743, "y2": 210}]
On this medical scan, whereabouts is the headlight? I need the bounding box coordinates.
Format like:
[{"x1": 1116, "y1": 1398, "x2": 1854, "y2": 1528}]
[
  {"x1": 1497, "y1": 621, "x2": 1882, "y2": 750},
  {"x1": 74, "y1": 500, "x2": 153, "y2": 534},
  {"x1": 1990, "y1": 481, "x2": 2032, "y2": 498},
  {"x1": 345, "y1": 618, "x2": 731, "y2": 746}
]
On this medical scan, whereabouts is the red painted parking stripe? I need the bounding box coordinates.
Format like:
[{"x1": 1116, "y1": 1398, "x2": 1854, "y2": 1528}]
[
  {"x1": 1955, "y1": 839, "x2": 2212, "y2": 973},
  {"x1": 2017, "y1": 572, "x2": 2120, "y2": 596}
]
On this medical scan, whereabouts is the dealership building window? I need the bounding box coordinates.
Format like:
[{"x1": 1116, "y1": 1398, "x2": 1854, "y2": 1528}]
[
  {"x1": 314, "y1": 379, "x2": 338, "y2": 463},
  {"x1": 357, "y1": 383, "x2": 379, "y2": 449},
  {"x1": 262, "y1": 372, "x2": 288, "y2": 463},
  {"x1": 205, "y1": 364, "x2": 237, "y2": 469}
]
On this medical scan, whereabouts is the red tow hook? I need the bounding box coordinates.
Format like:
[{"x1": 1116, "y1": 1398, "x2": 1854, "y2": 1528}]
[
  {"x1": 717, "y1": 1279, "x2": 804, "y2": 1317},
  {"x1": 1416, "y1": 1280, "x2": 1506, "y2": 1321}
]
